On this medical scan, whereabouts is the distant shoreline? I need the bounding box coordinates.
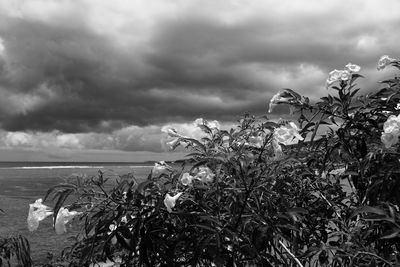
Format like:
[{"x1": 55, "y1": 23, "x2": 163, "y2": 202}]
[{"x1": 0, "y1": 160, "x2": 186, "y2": 169}]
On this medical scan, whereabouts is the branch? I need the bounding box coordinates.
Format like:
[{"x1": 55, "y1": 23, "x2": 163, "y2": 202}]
[
  {"x1": 350, "y1": 251, "x2": 393, "y2": 266},
  {"x1": 278, "y1": 240, "x2": 304, "y2": 267}
]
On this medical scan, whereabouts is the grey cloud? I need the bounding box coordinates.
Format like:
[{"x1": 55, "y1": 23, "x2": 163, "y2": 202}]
[
  {"x1": 0, "y1": 2, "x2": 400, "y2": 136},
  {"x1": 0, "y1": 125, "x2": 165, "y2": 152}
]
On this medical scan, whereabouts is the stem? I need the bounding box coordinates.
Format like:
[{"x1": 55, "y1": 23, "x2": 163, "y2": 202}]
[
  {"x1": 278, "y1": 240, "x2": 304, "y2": 267},
  {"x1": 310, "y1": 112, "x2": 325, "y2": 146},
  {"x1": 235, "y1": 172, "x2": 257, "y2": 231},
  {"x1": 318, "y1": 190, "x2": 342, "y2": 219},
  {"x1": 350, "y1": 251, "x2": 392, "y2": 266}
]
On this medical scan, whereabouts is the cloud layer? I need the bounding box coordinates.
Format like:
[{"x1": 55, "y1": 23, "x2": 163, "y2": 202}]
[{"x1": 0, "y1": 0, "x2": 399, "y2": 155}]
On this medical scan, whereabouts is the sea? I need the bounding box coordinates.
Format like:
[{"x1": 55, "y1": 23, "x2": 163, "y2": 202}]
[{"x1": 0, "y1": 161, "x2": 154, "y2": 265}]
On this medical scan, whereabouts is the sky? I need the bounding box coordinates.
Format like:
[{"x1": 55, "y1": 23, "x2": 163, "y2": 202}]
[{"x1": 0, "y1": 0, "x2": 399, "y2": 162}]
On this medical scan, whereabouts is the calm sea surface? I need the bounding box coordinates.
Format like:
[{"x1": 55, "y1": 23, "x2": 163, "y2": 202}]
[{"x1": 0, "y1": 162, "x2": 153, "y2": 265}]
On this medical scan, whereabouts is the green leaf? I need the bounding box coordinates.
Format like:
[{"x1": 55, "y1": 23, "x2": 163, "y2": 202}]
[
  {"x1": 381, "y1": 228, "x2": 400, "y2": 239},
  {"x1": 52, "y1": 188, "x2": 75, "y2": 227},
  {"x1": 191, "y1": 224, "x2": 218, "y2": 233},
  {"x1": 281, "y1": 88, "x2": 302, "y2": 100},
  {"x1": 43, "y1": 183, "x2": 77, "y2": 202},
  {"x1": 136, "y1": 180, "x2": 153, "y2": 195},
  {"x1": 350, "y1": 88, "x2": 361, "y2": 97},
  {"x1": 350, "y1": 206, "x2": 387, "y2": 218}
]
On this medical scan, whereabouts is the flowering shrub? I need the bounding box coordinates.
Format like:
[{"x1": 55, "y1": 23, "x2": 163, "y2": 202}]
[{"x1": 29, "y1": 55, "x2": 400, "y2": 266}]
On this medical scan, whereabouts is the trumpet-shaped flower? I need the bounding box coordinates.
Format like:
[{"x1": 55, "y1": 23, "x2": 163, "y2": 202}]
[
  {"x1": 377, "y1": 55, "x2": 397, "y2": 70},
  {"x1": 164, "y1": 192, "x2": 183, "y2": 213},
  {"x1": 381, "y1": 114, "x2": 400, "y2": 148},
  {"x1": 161, "y1": 127, "x2": 189, "y2": 150},
  {"x1": 107, "y1": 223, "x2": 118, "y2": 245},
  {"x1": 326, "y1": 69, "x2": 342, "y2": 85},
  {"x1": 27, "y1": 198, "x2": 53, "y2": 232},
  {"x1": 152, "y1": 161, "x2": 172, "y2": 177},
  {"x1": 273, "y1": 122, "x2": 303, "y2": 146},
  {"x1": 381, "y1": 133, "x2": 398, "y2": 148},
  {"x1": 247, "y1": 133, "x2": 267, "y2": 148},
  {"x1": 194, "y1": 118, "x2": 220, "y2": 130},
  {"x1": 54, "y1": 207, "x2": 81, "y2": 235},
  {"x1": 195, "y1": 166, "x2": 215, "y2": 183},
  {"x1": 345, "y1": 63, "x2": 361, "y2": 73},
  {"x1": 272, "y1": 138, "x2": 284, "y2": 159},
  {"x1": 181, "y1": 172, "x2": 195, "y2": 186},
  {"x1": 166, "y1": 137, "x2": 180, "y2": 149},
  {"x1": 161, "y1": 118, "x2": 220, "y2": 151},
  {"x1": 268, "y1": 89, "x2": 301, "y2": 113},
  {"x1": 340, "y1": 70, "x2": 351, "y2": 81},
  {"x1": 383, "y1": 115, "x2": 400, "y2": 134},
  {"x1": 165, "y1": 128, "x2": 182, "y2": 138},
  {"x1": 221, "y1": 135, "x2": 230, "y2": 148},
  {"x1": 326, "y1": 69, "x2": 351, "y2": 87}
]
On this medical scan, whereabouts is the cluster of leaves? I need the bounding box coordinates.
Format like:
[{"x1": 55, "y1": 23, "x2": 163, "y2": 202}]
[
  {"x1": 40, "y1": 63, "x2": 400, "y2": 266},
  {"x1": 0, "y1": 234, "x2": 32, "y2": 267}
]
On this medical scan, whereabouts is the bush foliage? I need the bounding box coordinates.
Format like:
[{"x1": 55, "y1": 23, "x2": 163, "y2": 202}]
[{"x1": 6, "y1": 56, "x2": 400, "y2": 266}]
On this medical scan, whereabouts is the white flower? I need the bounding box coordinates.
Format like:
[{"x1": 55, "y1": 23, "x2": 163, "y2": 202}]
[
  {"x1": 345, "y1": 63, "x2": 361, "y2": 73},
  {"x1": 326, "y1": 69, "x2": 352, "y2": 88},
  {"x1": 195, "y1": 166, "x2": 215, "y2": 183},
  {"x1": 152, "y1": 161, "x2": 172, "y2": 177},
  {"x1": 273, "y1": 122, "x2": 303, "y2": 146},
  {"x1": 247, "y1": 134, "x2": 265, "y2": 148},
  {"x1": 381, "y1": 114, "x2": 400, "y2": 148},
  {"x1": 377, "y1": 55, "x2": 397, "y2": 70},
  {"x1": 165, "y1": 128, "x2": 182, "y2": 138},
  {"x1": 166, "y1": 138, "x2": 180, "y2": 150},
  {"x1": 164, "y1": 192, "x2": 183, "y2": 213},
  {"x1": 272, "y1": 138, "x2": 284, "y2": 159},
  {"x1": 194, "y1": 118, "x2": 220, "y2": 130},
  {"x1": 108, "y1": 223, "x2": 117, "y2": 233},
  {"x1": 27, "y1": 198, "x2": 53, "y2": 232},
  {"x1": 383, "y1": 115, "x2": 400, "y2": 135},
  {"x1": 326, "y1": 69, "x2": 343, "y2": 86},
  {"x1": 161, "y1": 118, "x2": 220, "y2": 151},
  {"x1": 161, "y1": 128, "x2": 188, "y2": 150},
  {"x1": 340, "y1": 70, "x2": 351, "y2": 81},
  {"x1": 180, "y1": 173, "x2": 195, "y2": 186},
  {"x1": 222, "y1": 135, "x2": 230, "y2": 148},
  {"x1": 54, "y1": 207, "x2": 81, "y2": 235},
  {"x1": 107, "y1": 223, "x2": 118, "y2": 245},
  {"x1": 268, "y1": 89, "x2": 301, "y2": 113},
  {"x1": 381, "y1": 133, "x2": 397, "y2": 148}
]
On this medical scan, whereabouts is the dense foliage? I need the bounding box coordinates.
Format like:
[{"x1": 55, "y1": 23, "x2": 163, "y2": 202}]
[
  {"x1": 0, "y1": 234, "x2": 32, "y2": 266},
  {"x1": 5, "y1": 55, "x2": 400, "y2": 266}
]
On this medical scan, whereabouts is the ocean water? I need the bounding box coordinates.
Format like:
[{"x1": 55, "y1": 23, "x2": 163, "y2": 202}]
[{"x1": 0, "y1": 162, "x2": 153, "y2": 265}]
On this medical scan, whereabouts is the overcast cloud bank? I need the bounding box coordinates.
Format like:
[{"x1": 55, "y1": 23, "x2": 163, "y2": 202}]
[{"x1": 0, "y1": 0, "x2": 399, "y2": 159}]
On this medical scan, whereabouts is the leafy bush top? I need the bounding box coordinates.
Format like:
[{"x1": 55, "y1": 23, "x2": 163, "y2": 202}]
[{"x1": 24, "y1": 55, "x2": 400, "y2": 267}]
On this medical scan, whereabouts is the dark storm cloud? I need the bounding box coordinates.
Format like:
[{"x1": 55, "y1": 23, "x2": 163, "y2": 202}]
[
  {"x1": 0, "y1": 15, "x2": 260, "y2": 132},
  {"x1": 0, "y1": 0, "x2": 400, "y2": 154},
  {"x1": 0, "y1": 17, "x2": 265, "y2": 132}
]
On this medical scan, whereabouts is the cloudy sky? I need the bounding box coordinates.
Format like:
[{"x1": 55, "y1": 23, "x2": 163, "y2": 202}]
[{"x1": 0, "y1": 0, "x2": 399, "y2": 162}]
